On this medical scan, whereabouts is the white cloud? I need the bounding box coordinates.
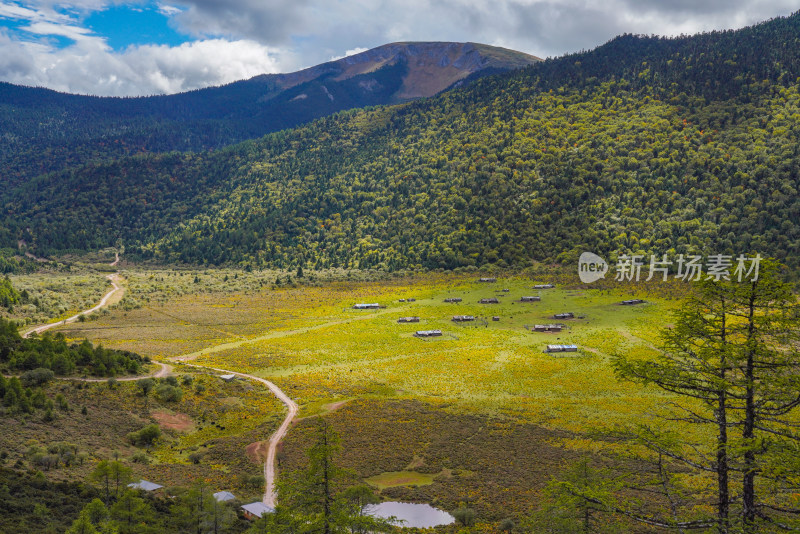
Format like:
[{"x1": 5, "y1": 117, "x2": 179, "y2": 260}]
[
  {"x1": 0, "y1": 0, "x2": 798, "y2": 95},
  {"x1": 328, "y1": 46, "x2": 367, "y2": 61},
  {"x1": 26, "y1": 20, "x2": 98, "y2": 42},
  {"x1": 157, "y1": 3, "x2": 181, "y2": 16},
  {"x1": 0, "y1": 34, "x2": 285, "y2": 95}
]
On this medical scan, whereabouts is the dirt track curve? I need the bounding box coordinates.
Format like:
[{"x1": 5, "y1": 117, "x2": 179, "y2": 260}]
[
  {"x1": 179, "y1": 363, "x2": 298, "y2": 508},
  {"x1": 18, "y1": 255, "x2": 297, "y2": 509},
  {"x1": 23, "y1": 273, "x2": 124, "y2": 338}
]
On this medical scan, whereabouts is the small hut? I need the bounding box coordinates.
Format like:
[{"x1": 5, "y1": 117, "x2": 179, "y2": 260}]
[
  {"x1": 397, "y1": 317, "x2": 420, "y2": 323},
  {"x1": 452, "y1": 315, "x2": 475, "y2": 322},
  {"x1": 520, "y1": 296, "x2": 541, "y2": 302},
  {"x1": 242, "y1": 502, "x2": 275, "y2": 520},
  {"x1": 546, "y1": 344, "x2": 578, "y2": 353},
  {"x1": 352, "y1": 303, "x2": 380, "y2": 310},
  {"x1": 444, "y1": 297, "x2": 462, "y2": 303},
  {"x1": 414, "y1": 330, "x2": 443, "y2": 338},
  {"x1": 554, "y1": 312, "x2": 575, "y2": 319},
  {"x1": 533, "y1": 324, "x2": 563, "y2": 332},
  {"x1": 407, "y1": 298, "x2": 417, "y2": 302},
  {"x1": 479, "y1": 298, "x2": 499, "y2": 304},
  {"x1": 534, "y1": 284, "x2": 555, "y2": 289},
  {"x1": 213, "y1": 491, "x2": 236, "y2": 503},
  {"x1": 620, "y1": 299, "x2": 646, "y2": 305},
  {"x1": 479, "y1": 277, "x2": 497, "y2": 283},
  {"x1": 492, "y1": 316, "x2": 500, "y2": 322},
  {"x1": 128, "y1": 480, "x2": 163, "y2": 493}
]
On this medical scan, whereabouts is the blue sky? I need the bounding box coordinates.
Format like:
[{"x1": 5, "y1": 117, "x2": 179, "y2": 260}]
[
  {"x1": 0, "y1": 0, "x2": 796, "y2": 96},
  {"x1": 84, "y1": 4, "x2": 189, "y2": 50}
]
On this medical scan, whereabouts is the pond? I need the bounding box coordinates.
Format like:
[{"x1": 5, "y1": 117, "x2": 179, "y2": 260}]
[{"x1": 365, "y1": 501, "x2": 455, "y2": 529}]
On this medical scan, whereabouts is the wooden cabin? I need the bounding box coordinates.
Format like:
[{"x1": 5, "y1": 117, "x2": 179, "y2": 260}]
[
  {"x1": 242, "y1": 502, "x2": 275, "y2": 520},
  {"x1": 352, "y1": 303, "x2": 380, "y2": 310},
  {"x1": 546, "y1": 344, "x2": 578, "y2": 353},
  {"x1": 127, "y1": 480, "x2": 163, "y2": 493},
  {"x1": 620, "y1": 299, "x2": 646, "y2": 305},
  {"x1": 554, "y1": 312, "x2": 575, "y2": 319},
  {"x1": 533, "y1": 324, "x2": 563, "y2": 332},
  {"x1": 414, "y1": 330, "x2": 443, "y2": 338}
]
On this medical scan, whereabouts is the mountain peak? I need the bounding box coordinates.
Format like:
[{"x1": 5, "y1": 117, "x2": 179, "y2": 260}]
[{"x1": 266, "y1": 41, "x2": 542, "y2": 100}]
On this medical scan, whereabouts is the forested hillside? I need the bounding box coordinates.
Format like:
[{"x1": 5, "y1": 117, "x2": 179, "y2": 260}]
[
  {"x1": 0, "y1": 42, "x2": 538, "y2": 187},
  {"x1": 4, "y1": 13, "x2": 800, "y2": 270}
]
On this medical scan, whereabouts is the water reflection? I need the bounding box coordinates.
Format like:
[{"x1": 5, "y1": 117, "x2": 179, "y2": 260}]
[{"x1": 366, "y1": 501, "x2": 455, "y2": 528}]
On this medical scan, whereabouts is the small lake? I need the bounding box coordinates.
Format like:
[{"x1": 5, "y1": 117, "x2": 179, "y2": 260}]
[{"x1": 366, "y1": 501, "x2": 455, "y2": 528}]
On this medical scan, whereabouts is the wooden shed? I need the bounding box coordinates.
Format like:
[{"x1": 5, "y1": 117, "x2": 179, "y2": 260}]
[
  {"x1": 479, "y1": 298, "x2": 499, "y2": 304},
  {"x1": 452, "y1": 315, "x2": 475, "y2": 322},
  {"x1": 534, "y1": 324, "x2": 563, "y2": 332},
  {"x1": 242, "y1": 502, "x2": 275, "y2": 520},
  {"x1": 353, "y1": 303, "x2": 380, "y2": 310},
  {"x1": 554, "y1": 312, "x2": 575, "y2": 319},
  {"x1": 444, "y1": 297, "x2": 462, "y2": 303},
  {"x1": 620, "y1": 299, "x2": 646, "y2": 305},
  {"x1": 397, "y1": 316, "x2": 420, "y2": 323},
  {"x1": 128, "y1": 480, "x2": 163, "y2": 493},
  {"x1": 520, "y1": 296, "x2": 541, "y2": 302},
  {"x1": 546, "y1": 344, "x2": 578, "y2": 353},
  {"x1": 414, "y1": 330, "x2": 443, "y2": 338}
]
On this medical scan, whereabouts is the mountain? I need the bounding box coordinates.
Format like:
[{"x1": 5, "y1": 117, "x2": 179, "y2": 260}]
[
  {"x1": 0, "y1": 42, "x2": 541, "y2": 185},
  {"x1": 3, "y1": 13, "x2": 800, "y2": 272}
]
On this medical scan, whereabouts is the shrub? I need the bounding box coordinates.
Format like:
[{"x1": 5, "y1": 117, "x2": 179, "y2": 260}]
[
  {"x1": 127, "y1": 424, "x2": 161, "y2": 447},
  {"x1": 130, "y1": 451, "x2": 150, "y2": 464},
  {"x1": 20, "y1": 368, "x2": 54, "y2": 387},
  {"x1": 156, "y1": 384, "x2": 182, "y2": 403}
]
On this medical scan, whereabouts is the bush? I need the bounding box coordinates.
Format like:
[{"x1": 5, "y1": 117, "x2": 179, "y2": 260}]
[
  {"x1": 156, "y1": 384, "x2": 182, "y2": 403},
  {"x1": 453, "y1": 506, "x2": 476, "y2": 527},
  {"x1": 130, "y1": 452, "x2": 150, "y2": 464},
  {"x1": 127, "y1": 424, "x2": 161, "y2": 447},
  {"x1": 20, "y1": 368, "x2": 54, "y2": 387}
]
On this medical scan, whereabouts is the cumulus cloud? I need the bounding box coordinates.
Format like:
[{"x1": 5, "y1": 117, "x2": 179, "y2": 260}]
[
  {"x1": 0, "y1": 0, "x2": 797, "y2": 95},
  {"x1": 0, "y1": 34, "x2": 286, "y2": 95}
]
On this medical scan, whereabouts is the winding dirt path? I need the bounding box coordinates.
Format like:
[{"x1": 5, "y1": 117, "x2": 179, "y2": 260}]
[
  {"x1": 18, "y1": 258, "x2": 296, "y2": 509},
  {"x1": 22, "y1": 273, "x2": 125, "y2": 338},
  {"x1": 181, "y1": 363, "x2": 298, "y2": 508}
]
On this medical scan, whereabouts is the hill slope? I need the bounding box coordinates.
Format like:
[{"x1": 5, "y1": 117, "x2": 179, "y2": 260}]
[
  {"x1": 3, "y1": 13, "x2": 800, "y2": 271},
  {"x1": 0, "y1": 42, "x2": 540, "y2": 185}
]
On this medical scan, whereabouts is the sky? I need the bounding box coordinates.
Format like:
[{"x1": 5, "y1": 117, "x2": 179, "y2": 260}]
[{"x1": 0, "y1": 0, "x2": 797, "y2": 97}]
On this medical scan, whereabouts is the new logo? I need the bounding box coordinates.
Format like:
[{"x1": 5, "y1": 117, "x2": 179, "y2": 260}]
[{"x1": 578, "y1": 252, "x2": 609, "y2": 284}]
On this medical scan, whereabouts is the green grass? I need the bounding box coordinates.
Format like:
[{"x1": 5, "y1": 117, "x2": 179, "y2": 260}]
[{"x1": 365, "y1": 470, "x2": 440, "y2": 489}]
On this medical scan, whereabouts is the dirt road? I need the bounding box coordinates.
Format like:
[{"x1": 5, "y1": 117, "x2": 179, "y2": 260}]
[
  {"x1": 180, "y1": 363, "x2": 298, "y2": 508},
  {"x1": 23, "y1": 273, "x2": 125, "y2": 338}
]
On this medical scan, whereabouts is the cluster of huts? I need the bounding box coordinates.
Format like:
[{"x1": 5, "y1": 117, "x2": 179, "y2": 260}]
[
  {"x1": 126, "y1": 480, "x2": 274, "y2": 521},
  {"x1": 357, "y1": 281, "x2": 595, "y2": 353}
]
